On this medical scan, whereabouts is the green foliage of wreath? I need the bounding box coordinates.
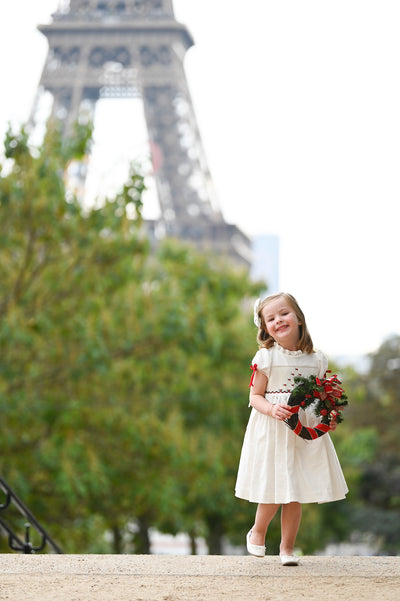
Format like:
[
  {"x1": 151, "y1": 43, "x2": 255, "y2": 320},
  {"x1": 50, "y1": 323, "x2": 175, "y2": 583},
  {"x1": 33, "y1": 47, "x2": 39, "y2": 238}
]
[{"x1": 288, "y1": 373, "x2": 348, "y2": 426}]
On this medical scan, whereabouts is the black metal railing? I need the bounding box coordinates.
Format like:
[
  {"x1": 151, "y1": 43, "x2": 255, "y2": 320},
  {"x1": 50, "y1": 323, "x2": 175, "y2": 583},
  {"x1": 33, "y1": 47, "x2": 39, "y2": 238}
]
[{"x1": 0, "y1": 476, "x2": 63, "y2": 554}]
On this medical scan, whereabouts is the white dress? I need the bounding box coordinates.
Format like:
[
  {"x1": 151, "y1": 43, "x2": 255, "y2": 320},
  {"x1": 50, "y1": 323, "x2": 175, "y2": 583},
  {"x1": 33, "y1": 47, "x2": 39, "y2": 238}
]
[{"x1": 235, "y1": 343, "x2": 348, "y2": 504}]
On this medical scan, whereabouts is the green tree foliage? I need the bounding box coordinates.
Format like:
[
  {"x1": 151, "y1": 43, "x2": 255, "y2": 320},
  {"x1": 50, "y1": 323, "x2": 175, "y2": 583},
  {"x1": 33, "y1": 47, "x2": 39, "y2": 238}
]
[
  {"x1": 327, "y1": 339, "x2": 400, "y2": 555},
  {"x1": 0, "y1": 121, "x2": 259, "y2": 553},
  {"x1": 353, "y1": 336, "x2": 400, "y2": 553}
]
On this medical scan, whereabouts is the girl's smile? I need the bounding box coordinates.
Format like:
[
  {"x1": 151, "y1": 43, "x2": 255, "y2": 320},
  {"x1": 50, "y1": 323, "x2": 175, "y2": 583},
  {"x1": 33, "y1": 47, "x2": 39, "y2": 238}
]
[{"x1": 261, "y1": 298, "x2": 300, "y2": 351}]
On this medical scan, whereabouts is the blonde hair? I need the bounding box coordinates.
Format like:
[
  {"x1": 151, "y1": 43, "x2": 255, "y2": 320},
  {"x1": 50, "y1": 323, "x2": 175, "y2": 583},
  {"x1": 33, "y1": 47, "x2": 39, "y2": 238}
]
[{"x1": 255, "y1": 292, "x2": 314, "y2": 353}]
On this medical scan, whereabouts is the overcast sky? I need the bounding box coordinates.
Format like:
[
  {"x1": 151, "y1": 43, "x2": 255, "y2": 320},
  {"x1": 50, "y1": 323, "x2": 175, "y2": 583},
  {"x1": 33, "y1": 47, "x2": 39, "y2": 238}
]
[{"x1": 1, "y1": 0, "x2": 400, "y2": 360}]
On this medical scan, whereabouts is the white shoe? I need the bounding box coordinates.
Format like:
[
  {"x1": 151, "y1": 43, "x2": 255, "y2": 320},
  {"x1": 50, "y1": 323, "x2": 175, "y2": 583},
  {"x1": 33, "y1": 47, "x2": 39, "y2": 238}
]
[
  {"x1": 246, "y1": 529, "x2": 265, "y2": 557},
  {"x1": 280, "y1": 554, "x2": 299, "y2": 566}
]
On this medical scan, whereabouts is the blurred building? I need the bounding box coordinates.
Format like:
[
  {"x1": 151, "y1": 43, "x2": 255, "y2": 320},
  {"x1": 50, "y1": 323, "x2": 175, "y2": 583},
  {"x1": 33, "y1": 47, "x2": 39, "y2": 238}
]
[{"x1": 251, "y1": 234, "x2": 280, "y2": 294}]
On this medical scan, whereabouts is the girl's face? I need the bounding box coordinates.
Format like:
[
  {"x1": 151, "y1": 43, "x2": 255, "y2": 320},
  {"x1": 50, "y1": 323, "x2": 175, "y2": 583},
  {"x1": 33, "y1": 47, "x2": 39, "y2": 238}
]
[{"x1": 261, "y1": 297, "x2": 301, "y2": 351}]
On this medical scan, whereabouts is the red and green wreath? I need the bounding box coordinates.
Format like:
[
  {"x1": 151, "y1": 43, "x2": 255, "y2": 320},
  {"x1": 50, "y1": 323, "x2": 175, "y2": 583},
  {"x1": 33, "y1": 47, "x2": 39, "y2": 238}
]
[{"x1": 285, "y1": 373, "x2": 348, "y2": 440}]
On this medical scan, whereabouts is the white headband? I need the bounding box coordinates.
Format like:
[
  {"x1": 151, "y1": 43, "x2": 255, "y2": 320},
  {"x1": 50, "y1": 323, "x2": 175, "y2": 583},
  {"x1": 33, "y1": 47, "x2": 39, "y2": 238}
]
[{"x1": 253, "y1": 298, "x2": 262, "y2": 328}]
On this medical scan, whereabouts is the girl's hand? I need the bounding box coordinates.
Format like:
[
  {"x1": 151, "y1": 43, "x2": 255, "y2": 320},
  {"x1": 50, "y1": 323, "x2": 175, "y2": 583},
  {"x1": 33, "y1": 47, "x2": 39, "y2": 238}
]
[
  {"x1": 329, "y1": 419, "x2": 338, "y2": 431},
  {"x1": 270, "y1": 404, "x2": 292, "y2": 420}
]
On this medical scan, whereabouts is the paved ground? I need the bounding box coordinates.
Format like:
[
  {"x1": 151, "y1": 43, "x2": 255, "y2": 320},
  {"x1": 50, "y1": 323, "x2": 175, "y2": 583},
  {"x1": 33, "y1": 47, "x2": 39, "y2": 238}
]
[{"x1": 0, "y1": 554, "x2": 399, "y2": 601}]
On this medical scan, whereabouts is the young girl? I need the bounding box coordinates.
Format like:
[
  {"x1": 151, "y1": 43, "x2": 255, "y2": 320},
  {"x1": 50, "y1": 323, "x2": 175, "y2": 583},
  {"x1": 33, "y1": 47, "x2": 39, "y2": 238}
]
[{"x1": 235, "y1": 292, "x2": 348, "y2": 565}]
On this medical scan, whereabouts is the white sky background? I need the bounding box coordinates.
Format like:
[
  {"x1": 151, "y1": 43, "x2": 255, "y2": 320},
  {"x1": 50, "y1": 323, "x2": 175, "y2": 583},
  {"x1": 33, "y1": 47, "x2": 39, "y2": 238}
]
[{"x1": 1, "y1": 0, "x2": 400, "y2": 359}]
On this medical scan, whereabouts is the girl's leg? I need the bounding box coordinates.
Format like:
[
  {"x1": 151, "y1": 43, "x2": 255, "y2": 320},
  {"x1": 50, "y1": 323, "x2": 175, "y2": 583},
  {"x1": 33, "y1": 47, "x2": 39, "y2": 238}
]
[
  {"x1": 279, "y1": 502, "x2": 302, "y2": 555},
  {"x1": 249, "y1": 503, "x2": 280, "y2": 546}
]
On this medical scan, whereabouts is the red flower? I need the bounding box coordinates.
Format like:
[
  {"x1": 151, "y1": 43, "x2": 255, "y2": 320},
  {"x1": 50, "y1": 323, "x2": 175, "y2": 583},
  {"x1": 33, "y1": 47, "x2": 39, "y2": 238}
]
[{"x1": 287, "y1": 373, "x2": 348, "y2": 428}]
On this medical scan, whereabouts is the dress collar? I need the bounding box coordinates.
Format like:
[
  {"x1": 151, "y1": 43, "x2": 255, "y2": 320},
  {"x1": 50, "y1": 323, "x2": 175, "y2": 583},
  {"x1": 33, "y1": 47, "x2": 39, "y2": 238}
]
[{"x1": 274, "y1": 342, "x2": 303, "y2": 357}]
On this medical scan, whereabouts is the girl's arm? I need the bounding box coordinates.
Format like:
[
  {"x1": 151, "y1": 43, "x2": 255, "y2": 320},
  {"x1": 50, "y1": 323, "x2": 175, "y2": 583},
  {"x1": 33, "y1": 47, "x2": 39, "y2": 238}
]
[{"x1": 249, "y1": 370, "x2": 293, "y2": 420}]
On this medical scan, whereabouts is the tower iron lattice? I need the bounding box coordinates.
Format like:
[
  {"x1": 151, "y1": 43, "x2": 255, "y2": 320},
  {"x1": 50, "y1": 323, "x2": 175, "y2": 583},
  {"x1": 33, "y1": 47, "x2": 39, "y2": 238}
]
[{"x1": 33, "y1": 0, "x2": 252, "y2": 266}]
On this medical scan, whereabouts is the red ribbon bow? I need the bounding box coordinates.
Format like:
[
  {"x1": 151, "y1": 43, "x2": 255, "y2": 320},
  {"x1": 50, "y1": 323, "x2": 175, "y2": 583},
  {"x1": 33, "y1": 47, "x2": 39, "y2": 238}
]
[{"x1": 249, "y1": 364, "x2": 257, "y2": 387}]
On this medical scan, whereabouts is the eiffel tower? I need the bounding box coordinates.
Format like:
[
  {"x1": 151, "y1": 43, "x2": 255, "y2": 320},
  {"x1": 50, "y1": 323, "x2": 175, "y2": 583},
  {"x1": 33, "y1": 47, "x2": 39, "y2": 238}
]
[{"x1": 33, "y1": 0, "x2": 252, "y2": 266}]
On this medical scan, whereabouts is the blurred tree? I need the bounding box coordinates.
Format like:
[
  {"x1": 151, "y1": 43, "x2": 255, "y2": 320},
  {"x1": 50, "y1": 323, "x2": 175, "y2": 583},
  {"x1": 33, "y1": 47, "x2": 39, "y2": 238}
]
[
  {"x1": 320, "y1": 341, "x2": 400, "y2": 555},
  {"x1": 0, "y1": 121, "x2": 261, "y2": 554},
  {"x1": 0, "y1": 120, "x2": 150, "y2": 551},
  {"x1": 352, "y1": 336, "x2": 400, "y2": 553},
  {"x1": 121, "y1": 240, "x2": 260, "y2": 554}
]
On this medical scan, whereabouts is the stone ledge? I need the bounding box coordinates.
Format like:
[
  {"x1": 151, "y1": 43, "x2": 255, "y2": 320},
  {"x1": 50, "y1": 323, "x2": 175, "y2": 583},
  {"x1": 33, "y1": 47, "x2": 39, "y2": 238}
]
[{"x1": 0, "y1": 555, "x2": 399, "y2": 601}]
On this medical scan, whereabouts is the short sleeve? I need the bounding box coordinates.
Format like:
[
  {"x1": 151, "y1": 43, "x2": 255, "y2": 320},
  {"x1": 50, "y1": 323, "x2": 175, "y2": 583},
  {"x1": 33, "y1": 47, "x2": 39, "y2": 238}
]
[
  {"x1": 251, "y1": 347, "x2": 273, "y2": 379},
  {"x1": 316, "y1": 349, "x2": 328, "y2": 378}
]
